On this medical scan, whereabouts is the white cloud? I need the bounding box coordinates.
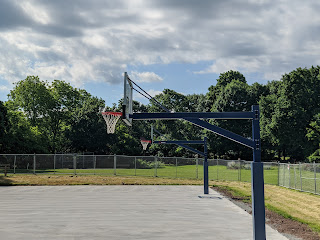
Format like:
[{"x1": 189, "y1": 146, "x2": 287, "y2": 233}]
[
  {"x1": 0, "y1": 0, "x2": 320, "y2": 93},
  {"x1": 130, "y1": 71, "x2": 163, "y2": 83},
  {"x1": 20, "y1": 1, "x2": 51, "y2": 25},
  {"x1": 147, "y1": 89, "x2": 163, "y2": 97},
  {"x1": 0, "y1": 85, "x2": 10, "y2": 92},
  {"x1": 134, "y1": 88, "x2": 162, "y2": 99}
]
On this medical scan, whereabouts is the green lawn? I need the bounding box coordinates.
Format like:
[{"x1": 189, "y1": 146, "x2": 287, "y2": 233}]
[{"x1": 6, "y1": 164, "x2": 280, "y2": 185}]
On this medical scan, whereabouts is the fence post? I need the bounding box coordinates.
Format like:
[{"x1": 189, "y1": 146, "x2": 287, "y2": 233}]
[
  {"x1": 73, "y1": 154, "x2": 77, "y2": 175},
  {"x1": 94, "y1": 156, "x2": 96, "y2": 175},
  {"x1": 277, "y1": 162, "x2": 280, "y2": 186},
  {"x1": 314, "y1": 162, "x2": 317, "y2": 194},
  {"x1": 217, "y1": 158, "x2": 219, "y2": 180},
  {"x1": 293, "y1": 165, "x2": 297, "y2": 189},
  {"x1": 154, "y1": 156, "x2": 157, "y2": 177},
  {"x1": 54, "y1": 153, "x2": 56, "y2": 174},
  {"x1": 283, "y1": 164, "x2": 285, "y2": 186},
  {"x1": 134, "y1": 157, "x2": 137, "y2": 176},
  {"x1": 176, "y1": 158, "x2": 178, "y2": 178},
  {"x1": 299, "y1": 162, "x2": 302, "y2": 191},
  {"x1": 196, "y1": 155, "x2": 198, "y2": 179},
  {"x1": 113, "y1": 154, "x2": 116, "y2": 175},
  {"x1": 14, "y1": 155, "x2": 16, "y2": 174},
  {"x1": 289, "y1": 164, "x2": 291, "y2": 188},
  {"x1": 83, "y1": 155, "x2": 85, "y2": 169},
  {"x1": 238, "y1": 159, "x2": 241, "y2": 181},
  {"x1": 33, "y1": 153, "x2": 36, "y2": 175}
]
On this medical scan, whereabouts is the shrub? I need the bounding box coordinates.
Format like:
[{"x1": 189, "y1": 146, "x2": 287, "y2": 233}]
[
  {"x1": 130, "y1": 159, "x2": 165, "y2": 169},
  {"x1": 227, "y1": 161, "x2": 240, "y2": 169}
]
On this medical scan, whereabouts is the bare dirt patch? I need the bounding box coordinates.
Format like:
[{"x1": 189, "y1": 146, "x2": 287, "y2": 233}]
[{"x1": 211, "y1": 186, "x2": 320, "y2": 240}]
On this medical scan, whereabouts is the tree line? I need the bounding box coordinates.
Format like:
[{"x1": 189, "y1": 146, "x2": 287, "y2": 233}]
[{"x1": 0, "y1": 67, "x2": 319, "y2": 162}]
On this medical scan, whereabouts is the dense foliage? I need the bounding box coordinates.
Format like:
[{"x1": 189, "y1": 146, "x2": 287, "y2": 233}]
[{"x1": 1, "y1": 66, "x2": 320, "y2": 162}]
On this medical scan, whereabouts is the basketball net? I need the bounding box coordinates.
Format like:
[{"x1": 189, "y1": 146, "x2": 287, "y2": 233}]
[
  {"x1": 141, "y1": 139, "x2": 151, "y2": 150},
  {"x1": 102, "y1": 112, "x2": 122, "y2": 134}
]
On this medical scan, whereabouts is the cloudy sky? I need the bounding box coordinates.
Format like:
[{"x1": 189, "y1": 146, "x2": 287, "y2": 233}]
[{"x1": 0, "y1": 0, "x2": 319, "y2": 106}]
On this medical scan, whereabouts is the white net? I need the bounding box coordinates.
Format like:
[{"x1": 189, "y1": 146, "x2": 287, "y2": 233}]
[
  {"x1": 141, "y1": 140, "x2": 151, "y2": 150},
  {"x1": 102, "y1": 112, "x2": 122, "y2": 134}
]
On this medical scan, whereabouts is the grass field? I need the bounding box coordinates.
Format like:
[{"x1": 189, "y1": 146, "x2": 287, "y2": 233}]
[
  {"x1": 4, "y1": 162, "x2": 319, "y2": 195},
  {"x1": 10, "y1": 164, "x2": 280, "y2": 185}
]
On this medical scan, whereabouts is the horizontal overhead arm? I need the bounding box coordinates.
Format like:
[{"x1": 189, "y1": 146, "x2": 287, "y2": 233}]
[
  {"x1": 184, "y1": 118, "x2": 255, "y2": 149},
  {"x1": 131, "y1": 111, "x2": 254, "y2": 120},
  {"x1": 134, "y1": 111, "x2": 255, "y2": 149},
  {"x1": 154, "y1": 140, "x2": 204, "y2": 145}
]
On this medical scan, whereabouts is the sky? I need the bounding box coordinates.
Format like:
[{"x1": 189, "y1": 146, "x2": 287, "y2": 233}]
[{"x1": 0, "y1": 0, "x2": 320, "y2": 106}]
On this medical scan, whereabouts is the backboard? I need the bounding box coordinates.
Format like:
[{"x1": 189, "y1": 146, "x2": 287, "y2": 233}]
[{"x1": 122, "y1": 72, "x2": 133, "y2": 126}]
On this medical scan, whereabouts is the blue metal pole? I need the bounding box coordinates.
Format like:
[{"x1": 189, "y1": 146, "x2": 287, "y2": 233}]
[
  {"x1": 204, "y1": 137, "x2": 208, "y2": 194},
  {"x1": 251, "y1": 105, "x2": 266, "y2": 240}
]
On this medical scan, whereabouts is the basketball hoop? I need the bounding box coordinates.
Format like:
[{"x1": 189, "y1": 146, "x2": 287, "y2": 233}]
[
  {"x1": 141, "y1": 139, "x2": 151, "y2": 150},
  {"x1": 101, "y1": 112, "x2": 122, "y2": 134}
]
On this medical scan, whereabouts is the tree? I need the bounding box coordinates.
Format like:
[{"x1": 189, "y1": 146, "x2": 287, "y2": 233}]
[
  {"x1": 67, "y1": 95, "x2": 107, "y2": 154},
  {"x1": 260, "y1": 66, "x2": 320, "y2": 161},
  {"x1": 9, "y1": 76, "x2": 53, "y2": 126},
  {"x1": 306, "y1": 113, "x2": 320, "y2": 162},
  {"x1": 8, "y1": 76, "x2": 107, "y2": 153},
  {"x1": 3, "y1": 101, "x2": 48, "y2": 153},
  {"x1": 207, "y1": 70, "x2": 247, "y2": 110},
  {"x1": 0, "y1": 101, "x2": 9, "y2": 152},
  {"x1": 209, "y1": 79, "x2": 252, "y2": 159}
]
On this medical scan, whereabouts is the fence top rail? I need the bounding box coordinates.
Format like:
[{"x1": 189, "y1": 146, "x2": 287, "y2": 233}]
[
  {"x1": 0, "y1": 153, "x2": 314, "y2": 165},
  {"x1": 279, "y1": 163, "x2": 307, "y2": 166}
]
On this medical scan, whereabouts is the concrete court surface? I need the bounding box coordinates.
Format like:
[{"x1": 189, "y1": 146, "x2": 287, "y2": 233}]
[{"x1": 0, "y1": 185, "x2": 288, "y2": 240}]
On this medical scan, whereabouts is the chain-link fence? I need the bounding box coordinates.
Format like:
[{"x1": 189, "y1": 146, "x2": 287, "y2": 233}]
[
  {"x1": 0, "y1": 154, "x2": 319, "y2": 195},
  {"x1": 279, "y1": 163, "x2": 319, "y2": 195}
]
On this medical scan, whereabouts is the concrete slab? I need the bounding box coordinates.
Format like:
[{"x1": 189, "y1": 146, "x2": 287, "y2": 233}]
[{"x1": 0, "y1": 186, "x2": 287, "y2": 240}]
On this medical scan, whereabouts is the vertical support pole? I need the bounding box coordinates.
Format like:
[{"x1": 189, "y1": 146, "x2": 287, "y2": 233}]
[
  {"x1": 196, "y1": 155, "x2": 199, "y2": 179},
  {"x1": 73, "y1": 154, "x2": 77, "y2": 175},
  {"x1": 14, "y1": 155, "x2": 16, "y2": 174},
  {"x1": 114, "y1": 154, "x2": 116, "y2": 176},
  {"x1": 314, "y1": 162, "x2": 317, "y2": 194},
  {"x1": 134, "y1": 157, "x2": 136, "y2": 176},
  {"x1": 251, "y1": 105, "x2": 266, "y2": 240},
  {"x1": 33, "y1": 153, "x2": 36, "y2": 175},
  {"x1": 204, "y1": 137, "x2": 208, "y2": 194}
]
